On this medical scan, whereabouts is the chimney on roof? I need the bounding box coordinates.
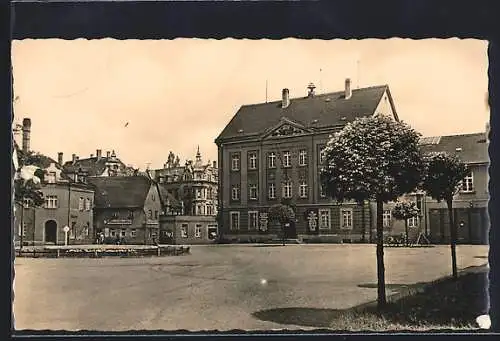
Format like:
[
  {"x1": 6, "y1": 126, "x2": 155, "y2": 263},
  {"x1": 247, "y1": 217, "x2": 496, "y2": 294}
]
[
  {"x1": 213, "y1": 161, "x2": 217, "y2": 168},
  {"x1": 307, "y1": 82, "x2": 316, "y2": 98},
  {"x1": 75, "y1": 156, "x2": 79, "y2": 161},
  {"x1": 72, "y1": 154, "x2": 76, "y2": 163},
  {"x1": 345, "y1": 78, "x2": 352, "y2": 100},
  {"x1": 22, "y1": 118, "x2": 31, "y2": 153},
  {"x1": 57, "y1": 152, "x2": 63, "y2": 165},
  {"x1": 281, "y1": 88, "x2": 290, "y2": 109},
  {"x1": 106, "y1": 151, "x2": 110, "y2": 158},
  {"x1": 90, "y1": 153, "x2": 94, "y2": 158},
  {"x1": 96, "y1": 149, "x2": 102, "y2": 159}
]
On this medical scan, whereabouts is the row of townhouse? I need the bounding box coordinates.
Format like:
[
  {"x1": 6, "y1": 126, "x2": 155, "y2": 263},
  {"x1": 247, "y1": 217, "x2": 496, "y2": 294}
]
[
  {"x1": 214, "y1": 80, "x2": 489, "y2": 244},
  {"x1": 13, "y1": 118, "x2": 219, "y2": 246}
]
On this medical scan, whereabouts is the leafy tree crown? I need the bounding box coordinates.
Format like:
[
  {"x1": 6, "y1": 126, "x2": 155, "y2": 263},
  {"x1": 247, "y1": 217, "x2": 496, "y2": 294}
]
[
  {"x1": 14, "y1": 150, "x2": 47, "y2": 207},
  {"x1": 268, "y1": 203, "x2": 295, "y2": 224},
  {"x1": 421, "y1": 152, "x2": 469, "y2": 202},
  {"x1": 392, "y1": 200, "x2": 420, "y2": 220},
  {"x1": 320, "y1": 115, "x2": 424, "y2": 203}
]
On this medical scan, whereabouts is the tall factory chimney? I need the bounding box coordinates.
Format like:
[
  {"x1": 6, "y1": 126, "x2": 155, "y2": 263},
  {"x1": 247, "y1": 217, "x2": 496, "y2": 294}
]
[{"x1": 22, "y1": 118, "x2": 31, "y2": 153}]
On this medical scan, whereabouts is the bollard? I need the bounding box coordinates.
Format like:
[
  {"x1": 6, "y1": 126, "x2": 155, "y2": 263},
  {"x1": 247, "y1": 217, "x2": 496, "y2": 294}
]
[
  {"x1": 57, "y1": 250, "x2": 60, "y2": 258},
  {"x1": 157, "y1": 247, "x2": 161, "y2": 257}
]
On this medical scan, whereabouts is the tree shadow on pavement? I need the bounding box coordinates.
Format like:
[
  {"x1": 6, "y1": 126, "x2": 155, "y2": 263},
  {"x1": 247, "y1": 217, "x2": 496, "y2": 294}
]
[
  {"x1": 253, "y1": 308, "x2": 344, "y2": 328},
  {"x1": 252, "y1": 270, "x2": 489, "y2": 331}
]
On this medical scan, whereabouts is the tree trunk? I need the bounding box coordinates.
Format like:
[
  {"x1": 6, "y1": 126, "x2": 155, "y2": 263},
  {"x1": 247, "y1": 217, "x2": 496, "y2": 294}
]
[
  {"x1": 361, "y1": 201, "x2": 366, "y2": 243},
  {"x1": 405, "y1": 219, "x2": 409, "y2": 247},
  {"x1": 447, "y1": 198, "x2": 458, "y2": 279},
  {"x1": 376, "y1": 198, "x2": 387, "y2": 308},
  {"x1": 282, "y1": 223, "x2": 285, "y2": 246}
]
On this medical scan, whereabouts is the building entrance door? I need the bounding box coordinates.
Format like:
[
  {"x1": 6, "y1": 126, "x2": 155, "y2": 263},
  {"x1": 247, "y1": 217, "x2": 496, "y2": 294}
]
[{"x1": 45, "y1": 220, "x2": 57, "y2": 244}]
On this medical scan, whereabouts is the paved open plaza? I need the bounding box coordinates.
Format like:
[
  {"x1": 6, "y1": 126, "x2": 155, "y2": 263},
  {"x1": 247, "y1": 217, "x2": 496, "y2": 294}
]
[{"x1": 13, "y1": 244, "x2": 488, "y2": 331}]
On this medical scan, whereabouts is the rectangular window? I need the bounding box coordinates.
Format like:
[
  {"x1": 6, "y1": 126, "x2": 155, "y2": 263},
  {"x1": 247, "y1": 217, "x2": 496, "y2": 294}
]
[
  {"x1": 282, "y1": 181, "x2": 292, "y2": 198},
  {"x1": 44, "y1": 195, "x2": 58, "y2": 209},
  {"x1": 154, "y1": 210, "x2": 158, "y2": 219},
  {"x1": 130, "y1": 229, "x2": 137, "y2": 237},
  {"x1": 120, "y1": 229, "x2": 126, "y2": 237},
  {"x1": 230, "y1": 211, "x2": 240, "y2": 230},
  {"x1": 341, "y1": 209, "x2": 353, "y2": 230},
  {"x1": 110, "y1": 229, "x2": 116, "y2": 237},
  {"x1": 462, "y1": 171, "x2": 474, "y2": 192},
  {"x1": 23, "y1": 198, "x2": 31, "y2": 208},
  {"x1": 195, "y1": 224, "x2": 202, "y2": 238},
  {"x1": 22, "y1": 222, "x2": 27, "y2": 237},
  {"x1": 268, "y1": 183, "x2": 276, "y2": 199},
  {"x1": 248, "y1": 211, "x2": 258, "y2": 230},
  {"x1": 319, "y1": 146, "x2": 326, "y2": 164},
  {"x1": 78, "y1": 197, "x2": 84, "y2": 211},
  {"x1": 299, "y1": 149, "x2": 307, "y2": 166},
  {"x1": 299, "y1": 181, "x2": 308, "y2": 198},
  {"x1": 231, "y1": 185, "x2": 240, "y2": 201},
  {"x1": 268, "y1": 152, "x2": 276, "y2": 168},
  {"x1": 320, "y1": 184, "x2": 327, "y2": 198},
  {"x1": 383, "y1": 210, "x2": 392, "y2": 228},
  {"x1": 319, "y1": 209, "x2": 331, "y2": 229},
  {"x1": 70, "y1": 222, "x2": 76, "y2": 239},
  {"x1": 249, "y1": 184, "x2": 258, "y2": 200},
  {"x1": 283, "y1": 151, "x2": 291, "y2": 167},
  {"x1": 248, "y1": 152, "x2": 257, "y2": 170},
  {"x1": 85, "y1": 198, "x2": 91, "y2": 211},
  {"x1": 181, "y1": 224, "x2": 188, "y2": 238},
  {"x1": 148, "y1": 210, "x2": 153, "y2": 219},
  {"x1": 407, "y1": 216, "x2": 418, "y2": 228},
  {"x1": 231, "y1": 153, "x2": 240, "y2": 171}
]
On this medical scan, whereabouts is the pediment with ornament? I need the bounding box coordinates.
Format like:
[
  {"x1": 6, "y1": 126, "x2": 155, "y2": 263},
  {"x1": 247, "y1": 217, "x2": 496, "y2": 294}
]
[{"x1": 263, "y1": 119, "x2": 311, "y2": 140}]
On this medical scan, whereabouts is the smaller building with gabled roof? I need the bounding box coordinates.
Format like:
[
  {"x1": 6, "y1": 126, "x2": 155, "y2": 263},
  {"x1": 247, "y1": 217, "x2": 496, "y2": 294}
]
[
  {"x1": 87, "y1": 175, "x2": 163, "y2": 244},
  {"x1": 421, "y1": 131, "x2": 489, "y2": 244},
  {"x1": 382, "y1": 130, "x2": 489, "y2": 245}
]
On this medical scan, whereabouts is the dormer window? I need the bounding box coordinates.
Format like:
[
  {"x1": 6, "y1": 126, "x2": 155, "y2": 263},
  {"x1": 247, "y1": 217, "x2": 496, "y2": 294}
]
[{"x1": 46, "y1": 171, "x2": 56, "y2": 184}]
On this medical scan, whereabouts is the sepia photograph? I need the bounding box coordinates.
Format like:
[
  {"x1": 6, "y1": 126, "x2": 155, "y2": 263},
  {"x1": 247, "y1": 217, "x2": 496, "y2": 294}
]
[{"x1": 11, "y1": 37, "x2": 490, "y2": 333}]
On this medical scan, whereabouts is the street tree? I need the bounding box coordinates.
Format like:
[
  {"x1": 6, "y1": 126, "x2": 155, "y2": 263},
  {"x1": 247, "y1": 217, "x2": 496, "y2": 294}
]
[
  {"x1": 421, "y1": 152, "x2": 469, "y2": 279},
  {"x1": 14, "y1": 150, "x2": 46, "y2": 208},
  {"x1": 14, "y1": 149, "x2": 47, "y2": 248},
  {"x1": 268, "y1": 199, "x2": 295, "y2": 246},
  {"x1": 392, "y1": 200, "x2": 420, "y2": 246},
  {"x1": 320, "y1": 115, "x2": 424, "y2": 309}
]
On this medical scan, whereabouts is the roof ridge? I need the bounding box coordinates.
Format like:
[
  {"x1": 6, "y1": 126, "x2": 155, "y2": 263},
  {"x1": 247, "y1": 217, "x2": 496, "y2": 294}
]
[
  {"x1": 439, "y1": 132, "x2": 486, "y2": 138},
  {"x1": 241, "y1": 84, "x2": 388, "y2": 108}
]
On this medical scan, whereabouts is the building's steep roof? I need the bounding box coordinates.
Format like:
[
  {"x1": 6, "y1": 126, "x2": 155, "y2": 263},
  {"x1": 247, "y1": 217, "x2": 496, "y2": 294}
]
[
  {"x1": 420, "y1": 132, "x2": 488, "y2": 164},
  {"x1": 63, "y1": 157, "x2": 128, "y2": 176},
  {"x1": 157, "y1": 184, "x2": 181, "y2": 207},
  {"x1": 216, "y1": 85, "x2": 389, "y2": 142},
  {"x1": 87, "y1": 176, "x2": 152, "y2": 208}
]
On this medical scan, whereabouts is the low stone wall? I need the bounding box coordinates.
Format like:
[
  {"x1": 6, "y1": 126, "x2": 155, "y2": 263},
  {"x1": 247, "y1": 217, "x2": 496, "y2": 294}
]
[{"x1": 14, "y1": 245, "x2": 190, "y2": 258}]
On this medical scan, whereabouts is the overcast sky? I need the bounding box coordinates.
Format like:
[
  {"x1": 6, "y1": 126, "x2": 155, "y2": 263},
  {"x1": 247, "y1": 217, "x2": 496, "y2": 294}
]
[{"x1": 12, "y1": 38, "x2": 488, "y2": 170}]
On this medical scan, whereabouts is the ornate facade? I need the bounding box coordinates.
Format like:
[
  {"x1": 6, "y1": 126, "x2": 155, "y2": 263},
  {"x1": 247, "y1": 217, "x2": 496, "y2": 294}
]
[{"x1": 153, "y1": 147, "x2": 218, "y2": 218}]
